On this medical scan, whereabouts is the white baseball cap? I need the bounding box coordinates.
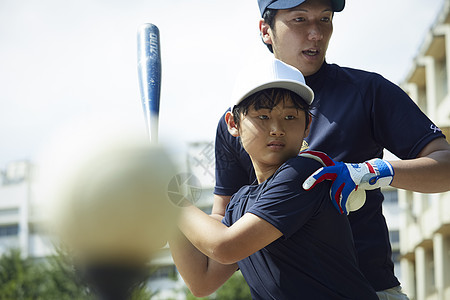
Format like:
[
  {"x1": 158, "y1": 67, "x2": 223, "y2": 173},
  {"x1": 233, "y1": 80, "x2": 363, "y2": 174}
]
[{"x1": 231, "y1": 56, "x2": 314, "y2": 108}]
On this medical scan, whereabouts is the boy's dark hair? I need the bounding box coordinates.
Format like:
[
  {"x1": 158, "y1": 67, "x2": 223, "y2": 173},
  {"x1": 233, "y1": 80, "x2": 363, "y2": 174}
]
[
  {"x1": 232, "y1": 88, "x2": 311, "y2": 128},
  {"x1": 262, "y1": 9, "x2": 277, "y2": 53}
]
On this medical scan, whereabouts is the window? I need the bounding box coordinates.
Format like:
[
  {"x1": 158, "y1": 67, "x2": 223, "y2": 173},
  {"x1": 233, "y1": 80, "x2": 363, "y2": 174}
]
[
  {"x1": 0, "y1": 224, "x2": 19, "y2": 236},
  {"x1": 382, "y1": 190, "x2": 398, "y2": 205},
  {"x1": 0, "y1": 208, "x2": 19, "y2": 217},
  {"x1": 389, "y1": 230, "x2": 400, "y2": 244}
]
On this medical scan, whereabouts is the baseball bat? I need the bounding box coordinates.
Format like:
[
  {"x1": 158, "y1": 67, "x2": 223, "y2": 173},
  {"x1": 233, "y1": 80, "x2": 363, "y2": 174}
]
[{"x1": 137, "y1": 23, "x2": 161, "y2": 143}]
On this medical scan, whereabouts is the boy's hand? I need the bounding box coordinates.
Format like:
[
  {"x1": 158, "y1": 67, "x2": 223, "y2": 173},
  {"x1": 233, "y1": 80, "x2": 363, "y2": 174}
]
[{"x1": 300, "y1": 152, "x2": 394, "y2": 214}]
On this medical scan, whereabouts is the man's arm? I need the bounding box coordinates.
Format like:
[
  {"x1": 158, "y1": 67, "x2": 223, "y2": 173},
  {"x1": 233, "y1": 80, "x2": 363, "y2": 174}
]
[
  {"x1": 302, "y1": 138, "x2": 450, "y2": 214},
  {"x1": 389, "y1": 137, "x2": 450, "y2": 193},
  {"x1": 211, "y1": 194, "x2": 232, "y2": 220}
]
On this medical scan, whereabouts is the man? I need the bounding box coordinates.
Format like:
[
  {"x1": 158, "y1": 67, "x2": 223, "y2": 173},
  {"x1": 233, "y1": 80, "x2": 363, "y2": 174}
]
[
  {"x1": 213, "y1": 0, "x2": 450, "y2": 298},
  {"x1": 170, "y1": 57, "x2": 378, "y2": 299}
]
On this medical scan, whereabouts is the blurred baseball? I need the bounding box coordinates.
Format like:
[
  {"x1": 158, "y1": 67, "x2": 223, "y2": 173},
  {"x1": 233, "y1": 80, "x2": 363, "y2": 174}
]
[{"x1": 37, "y1": 114, "x2": 179, "y2": 265}]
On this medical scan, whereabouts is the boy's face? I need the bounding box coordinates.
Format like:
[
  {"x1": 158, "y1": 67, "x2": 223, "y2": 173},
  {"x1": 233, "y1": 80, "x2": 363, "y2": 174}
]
[
  {"x1": 236, "y1": 98, "x2": 310, "y2": 173},
  {"x1": 260, "y1": 0, "x2": 334, "y2": 76}
]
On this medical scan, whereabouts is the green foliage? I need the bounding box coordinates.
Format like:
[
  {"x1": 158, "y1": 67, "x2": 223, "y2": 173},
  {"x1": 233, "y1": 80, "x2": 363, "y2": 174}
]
[
  {"x1": 0, "y1": 248, "x2": 155, "y2": 299},
  {"x1": 0, "y1": 248, "x2": 252, "y2": 299},
  {"x1": 0, "y1": 249, "x2": 91, "y2": 299},
  {"x1": 0, "y1": 248, "x2": 35, "y2": 299},
  {"x1": 185, "y1": 271, "x2": 252, "y2": 300},
  {"x1": 214, "y1": 271, "x2": 251, "y2": 300}
]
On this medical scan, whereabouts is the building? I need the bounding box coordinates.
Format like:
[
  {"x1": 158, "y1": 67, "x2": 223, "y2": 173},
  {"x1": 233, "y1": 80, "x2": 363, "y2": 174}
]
[
  {"x1": 0, "y1": 160, "x2": 52, "y2": 258},
  {"x1": 399, "y1": 1, "x2": 450, "y2": 299},
  {"x1": 382, "y1": 186, "x2": 403, "y2": 283}
]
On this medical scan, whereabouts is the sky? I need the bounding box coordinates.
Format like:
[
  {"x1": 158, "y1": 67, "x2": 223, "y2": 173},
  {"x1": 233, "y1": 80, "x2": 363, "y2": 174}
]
[{"x1": 0, "y1": 0, "x2": 446, "y2": 170}]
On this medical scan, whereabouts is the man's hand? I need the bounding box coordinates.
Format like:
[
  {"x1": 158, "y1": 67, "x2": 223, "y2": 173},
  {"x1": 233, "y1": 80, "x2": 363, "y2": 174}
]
[{"x1": 299, "y1": 151, "x2": 394, "y2": 214}]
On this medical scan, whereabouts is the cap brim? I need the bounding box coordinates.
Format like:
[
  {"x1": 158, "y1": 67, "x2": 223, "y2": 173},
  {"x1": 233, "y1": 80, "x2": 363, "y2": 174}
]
[{"x1": 267, "y1": 0, "x2": 306, "y2": 11}]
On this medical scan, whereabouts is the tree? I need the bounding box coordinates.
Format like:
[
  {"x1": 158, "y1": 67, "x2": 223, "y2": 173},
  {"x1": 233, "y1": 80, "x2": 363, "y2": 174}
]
[
  {"x1": 0, "y1": 248, "x2": 39, "y2": 299},
  {"x1": 0, "y1": 248, "x2": 155, "y2": 299},
  {"x1": 0, "y1": 249, "x2": 91, "y2": 299}
]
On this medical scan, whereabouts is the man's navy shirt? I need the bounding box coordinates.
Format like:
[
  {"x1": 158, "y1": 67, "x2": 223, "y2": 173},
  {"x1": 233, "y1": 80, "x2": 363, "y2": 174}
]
[
  {"x1": 215, "y1": 62, "x2": 446, "y2": 291},
  {"x1": 222, "y1": 156, "x2": 378, "y2": 299}
]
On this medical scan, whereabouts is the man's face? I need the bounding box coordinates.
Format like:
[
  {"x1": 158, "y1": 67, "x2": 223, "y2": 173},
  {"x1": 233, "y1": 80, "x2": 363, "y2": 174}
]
[{"x1": 261, "y1": 0, "x2": 334, "y2": 76}]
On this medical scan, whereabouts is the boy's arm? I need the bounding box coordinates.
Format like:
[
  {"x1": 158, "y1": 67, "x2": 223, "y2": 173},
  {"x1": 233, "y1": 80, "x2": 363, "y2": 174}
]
[
  {"x1": 169, "y1": 230, "x2": 237, "y2": 298},
  {"x1": 179, "y1": 204, "x2": 282, "y2": 265}
]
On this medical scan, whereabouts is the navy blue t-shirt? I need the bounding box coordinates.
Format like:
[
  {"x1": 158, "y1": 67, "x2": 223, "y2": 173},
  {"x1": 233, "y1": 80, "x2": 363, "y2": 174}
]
[
  {"x1": 222, "y1": 156, "x2": 378, "y2": 299},
  {"x1": 215, "y1": 62, "x2": 446, "y2": 291}
]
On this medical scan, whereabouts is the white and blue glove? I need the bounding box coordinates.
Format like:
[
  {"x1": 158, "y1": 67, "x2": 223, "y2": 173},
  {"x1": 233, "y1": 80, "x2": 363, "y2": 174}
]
[{"x1": 299, "y1": 151, "x2": 394, "y2": 215}]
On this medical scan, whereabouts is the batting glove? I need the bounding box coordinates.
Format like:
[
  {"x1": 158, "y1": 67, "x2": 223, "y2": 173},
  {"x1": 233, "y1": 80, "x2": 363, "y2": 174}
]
[{"x1": 299, "y1": 151, "x2": 394, "y2": 214}]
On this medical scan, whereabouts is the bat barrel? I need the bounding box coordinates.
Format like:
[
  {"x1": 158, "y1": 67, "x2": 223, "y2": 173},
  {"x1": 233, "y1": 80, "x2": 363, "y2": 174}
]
[{"x1": 137, "y1": 23, "x2": 161, "y2": 143}]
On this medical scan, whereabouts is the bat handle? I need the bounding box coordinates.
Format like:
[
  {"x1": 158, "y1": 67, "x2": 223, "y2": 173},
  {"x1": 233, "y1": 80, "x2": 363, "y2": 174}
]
[{"x1": 148, "y1": 115, "x2": 158, "y2": 143}]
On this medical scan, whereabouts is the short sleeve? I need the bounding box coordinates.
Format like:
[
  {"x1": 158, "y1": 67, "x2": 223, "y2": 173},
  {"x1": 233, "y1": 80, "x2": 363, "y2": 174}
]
[
  {"x1": 369, "y1": 74, "x2": 445, "y2": 159},
  {"x1": 248, "y1": 157, "x2": 329, "y2": 238}
]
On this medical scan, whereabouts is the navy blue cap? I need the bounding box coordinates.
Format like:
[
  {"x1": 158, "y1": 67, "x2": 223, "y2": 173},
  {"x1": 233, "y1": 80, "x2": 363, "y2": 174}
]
[{"x1": 258, "y1": 0, "x2": 345, "y2": 16}]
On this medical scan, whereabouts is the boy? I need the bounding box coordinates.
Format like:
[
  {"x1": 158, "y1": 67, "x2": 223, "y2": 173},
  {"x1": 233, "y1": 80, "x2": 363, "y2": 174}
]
[
  {"x1": 213, "y1": 1, "x2": 450, "y2": 297},
  {"x1": 169, "y1": 57, "x2": 377, "y2": 299}
]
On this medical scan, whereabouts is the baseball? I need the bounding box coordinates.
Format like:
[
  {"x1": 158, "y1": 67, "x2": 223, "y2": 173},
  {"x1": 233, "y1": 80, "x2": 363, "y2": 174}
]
[
  {"x1": 37, "y1": 115, "x2": 179, "y2": 265},
  {"x1": 346, "y1": 187, "x2": 366, "y2": 213}
]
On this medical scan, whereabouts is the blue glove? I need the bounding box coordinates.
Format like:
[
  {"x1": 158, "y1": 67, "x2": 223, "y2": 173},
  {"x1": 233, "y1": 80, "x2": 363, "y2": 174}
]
[{"x1": 300, "y1": 151, "x2": 394, "y2": 214}]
